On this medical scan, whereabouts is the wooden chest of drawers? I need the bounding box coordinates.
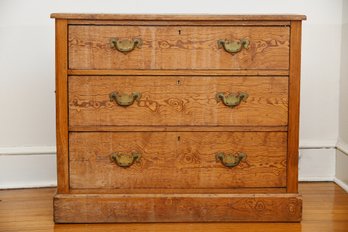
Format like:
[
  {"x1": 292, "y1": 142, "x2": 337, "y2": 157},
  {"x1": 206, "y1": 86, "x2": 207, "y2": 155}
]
[{"x1": 51, "y1": 14, "x2": 306, "y2": 223}]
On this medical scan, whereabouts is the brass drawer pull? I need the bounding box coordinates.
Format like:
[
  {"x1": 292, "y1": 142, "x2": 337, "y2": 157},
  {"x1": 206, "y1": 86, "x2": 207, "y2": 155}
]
[
  {"x1": 216, "y1": 92, "x2": 248, "y2": 108},
  {"x1": 111, "y1": 152, "x2": 141, "y2": 168},
  {"x1": 109, "y1": 91, "x2": 141, "y2": 107},
  {"x1": 110, "y1": 38, "x2": 142, "y2": 53},
  {"x1": 217, "y1": 39, "x2": 249, "y2": 54},
  {"x1": 216, "y1": 152, "x2": 246, "y2": 168}
]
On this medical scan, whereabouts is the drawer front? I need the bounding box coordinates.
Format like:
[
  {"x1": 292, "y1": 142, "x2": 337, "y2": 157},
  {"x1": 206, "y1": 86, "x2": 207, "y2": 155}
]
[
  {"x1": 69, "y1": 76, "x2": 288, "y2": 127},
  {"x1": 69, "y1": 132, "x2": 287, "y2": 189},
  {"x1": 69, "y1": 26, "x2": 289, "y2": 70}
]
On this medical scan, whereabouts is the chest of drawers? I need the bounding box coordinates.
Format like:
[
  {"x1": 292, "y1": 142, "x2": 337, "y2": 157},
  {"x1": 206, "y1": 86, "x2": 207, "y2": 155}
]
[{"x1": 51, "y1": 14, "x2": 306, "y2": 223}]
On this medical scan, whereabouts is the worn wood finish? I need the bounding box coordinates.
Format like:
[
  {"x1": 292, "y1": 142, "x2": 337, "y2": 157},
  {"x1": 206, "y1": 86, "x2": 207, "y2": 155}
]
[
  {"x1": 51, "y1": 13, "x2": 307, "y2": 21},
  {"x1": 2, "y1": 183, "x2": 348, "y2": 231},
  {"x1": 55, "y1": 19, "x2": 69, "y2": 194},
  {"x1": 68, "y1": 19, "x2": 291, "y2": 26},
  {"x1": 70, "y1": 187, "x2": 286, "y2": 194},
  {"x1": 69, "y1": 125, "x2": 288, "y2": 132},
  {"x1": 53, "y1": 14, "x2": 305, "y2": 223},
  {"x1": 67, "y1": 69, "x2": 290, "y2": 76},
  {"x1": 69, "y1": 26, "x2": 289, "y2": 70},
  {"x1": 287, "y1": 21, "x2": 302, "y2": 193},
  {"x1": 69, "y1": 76, "x2": 288, "y2": 127},
  {"x1": 54, "y1": 193, "x2": 301, "y2": 223},
  {"x1": 69, "y1": 132, "x2": 287, "y2": 189}
]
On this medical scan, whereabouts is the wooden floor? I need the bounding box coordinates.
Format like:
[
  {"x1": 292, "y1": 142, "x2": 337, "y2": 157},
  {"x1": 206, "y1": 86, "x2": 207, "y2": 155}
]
[{"x1": 0, "y1": 183, "x2": 348, "y2": 232}]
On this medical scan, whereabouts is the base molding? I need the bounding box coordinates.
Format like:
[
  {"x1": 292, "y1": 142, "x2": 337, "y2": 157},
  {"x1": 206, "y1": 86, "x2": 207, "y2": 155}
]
[
  {"x1": 54, "y1": 193, "x2": 302, "y2": 223},
  {"x1": 334, "y1": 177, "x2": 348, "y2": 192}
]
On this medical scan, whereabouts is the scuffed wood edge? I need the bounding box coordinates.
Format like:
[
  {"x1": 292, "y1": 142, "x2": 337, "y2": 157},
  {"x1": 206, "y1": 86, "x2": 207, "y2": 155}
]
[
  {"x1": 54, "y1": 193, "x2": 302, "y2": 223},
  {"x1": 67, "y1": 19, "x2": 291, "y2": 26},
  {"x1": 55, "y1": 19, "x2": 69, "y2": 193},
  {"x1": 287, "y1": 21, "x2": 302, "y2": 193},
  {"x1": 51, "y1": 13, "x2": 306, "y2": 21}
]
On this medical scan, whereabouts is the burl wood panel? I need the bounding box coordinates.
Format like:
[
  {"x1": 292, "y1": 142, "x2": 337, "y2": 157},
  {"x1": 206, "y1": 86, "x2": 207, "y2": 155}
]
[
  {"x1": 54, "y1": 193, "x2": 302, "y2": 223},
  {"x1": 69, "y1": 132, "x2": 287, "y2": 189},
  {"x1": 68, "y1": 26, "x2": 289, "y2": 70},
  {"x1": 69, "y1": 76, "x2": 288, "y2": 127}
]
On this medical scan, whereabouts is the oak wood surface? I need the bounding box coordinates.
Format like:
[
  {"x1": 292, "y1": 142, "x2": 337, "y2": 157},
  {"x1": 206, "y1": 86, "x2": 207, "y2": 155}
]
[
  {"x1": 287, "y1": 21, "x2": 302, "y2": 193},
  {"x1": 67, "y1": 69, "x2": 290, "y2": 76},
  {"x1": 69, "y1": 132, "x2": 287, "y2": 189},
  {"x1": 69, "y1": 125, "x2": 288, "y2": 132},
  {"x1": 53, "y1": 14, "x2": 305, "y2": 223},
  {"x1": 54, "y1": 193, "x2": 301, "y2": 223},
  {"x1": 68, "y1": 19, "x2": 291, "y2": 26},
  {"x1": 69, "y1": 76, "x2": 288, "y2": 127},
  {"x1": 68, "y1": 26, "x2": 289, "y2": 70},
  {"x1": 1, "y1": 183, "x2": 347, "y2": 231},
  {"x1": 51, "y1": 13, "x2": 307, "y2": 21},
  {"x1": 69, "y1": 187, "x2": 286, "y2": 194},
  {"x1": 55, "y1": 19, "x2": 69, "y2": 194}
]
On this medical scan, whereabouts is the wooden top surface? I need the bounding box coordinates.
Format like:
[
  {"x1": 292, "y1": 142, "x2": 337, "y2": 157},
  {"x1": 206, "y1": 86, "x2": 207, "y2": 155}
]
[{"x1": 50, "y1": 13, "x2": 306, "y2": 21}]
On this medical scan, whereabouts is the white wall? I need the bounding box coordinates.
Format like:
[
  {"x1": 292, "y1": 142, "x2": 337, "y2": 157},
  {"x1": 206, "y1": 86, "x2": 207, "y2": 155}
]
[
  {"x1": 335, "y1": 0, "x2": 348, "y2": 190},
  {"x1": 0, "y1": 0, "x2": 345, "y2": 188},
  {"x1": 339, "y1": 0, "x2": 348, "y2": 144}
]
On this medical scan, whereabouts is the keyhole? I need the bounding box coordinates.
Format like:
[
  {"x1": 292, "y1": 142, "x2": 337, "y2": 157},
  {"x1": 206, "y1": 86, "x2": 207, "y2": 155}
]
[
  {"x1": 177, "y1": 136, "x2": 181, "y2": 141},
  {"x1": 178, "y1": 30, "x2": 181, "y2": 35},
  {"x1": 176, "y1": 80, "x2": 181, "y2": 85}
]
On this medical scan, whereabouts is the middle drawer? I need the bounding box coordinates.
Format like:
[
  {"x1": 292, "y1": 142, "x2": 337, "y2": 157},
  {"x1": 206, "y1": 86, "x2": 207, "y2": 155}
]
[{"x1": 69, "y1": 76, "x2": 288, "y2": 127}]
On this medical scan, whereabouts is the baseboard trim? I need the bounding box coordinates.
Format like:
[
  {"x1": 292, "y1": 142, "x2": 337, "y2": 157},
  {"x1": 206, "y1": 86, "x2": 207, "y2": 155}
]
[
  {"x1": 0, "y1": 152, "x2": 57, "y2": 189},
  {"x1": 299, "y1": 177, "x2": 335, "y2": 182},
  {"x1": 0, "y1": 146, "x2": 56, "y2": 155},
  {"x1": 299, "y1": 140, "x2": 337, "y2": 149},
  {"x1": 1, "y1": 181, "x2": 57, "y2": 189},
  {"x1": 298, "y1": 148, "x2": 336, "y2": 182},
  {"x1": 336, "y1": 139, "x2": 348, "y2": 156},
  {"x1": 334, "y1": 177, "x2": 348, "y2": 192}
]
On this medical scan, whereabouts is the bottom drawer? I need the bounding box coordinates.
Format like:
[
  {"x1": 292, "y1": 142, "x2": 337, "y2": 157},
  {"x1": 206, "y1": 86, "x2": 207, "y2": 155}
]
[{"x1": 69, "y1": 132, "x2": 287, "y2": 189}]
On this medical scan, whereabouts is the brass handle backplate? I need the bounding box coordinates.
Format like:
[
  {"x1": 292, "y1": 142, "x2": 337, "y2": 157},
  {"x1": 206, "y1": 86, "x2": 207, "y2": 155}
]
[
  {"x1": 216, "y1": 92, "x2": 248, "y2": 108},
  {"x1": 110, "y1": 38, "x2": 142, "y2": 53},
  {"x1": 110, "y1": 152, "x2": 141, "y2": 168},
  {"x1": 216, "y1": 152, "x2": 246, "y2": 168},
  {"x1": 109, "y1": 91, "x2": 141, "y2": 107},
  {"x1": 217, "y1": 39, "x2": 249, "y2": 54}
]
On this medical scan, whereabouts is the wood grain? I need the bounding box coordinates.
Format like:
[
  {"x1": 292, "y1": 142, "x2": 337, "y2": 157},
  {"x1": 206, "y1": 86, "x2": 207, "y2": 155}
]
[
  {"x1": 69, "y1": 125, "x2": 288, "y2": 132},
  {"x1": 67, "y1": 69, "x2": 290, "y2": 76},
  {"x1": 54, "y1": 193, "x2": 301, "y2": 223},
  {"x1": 70, "y1": 187, "x2": 286, "y2": 194},
  {"x1": 68, "y1": 26, "x2": 289, "y2": 70},
  {"x1": 68, "y1": 19, "x2": 291, "y2": 26},
  {"x1": 55, "y1": 19, "x2": 69, "y2": 194},
  {"x1": 52, "y1": 14, "x2": 305, "y2": 223},
  {"x1": 69, "y1": 76, "x2": 288, "y2": 127},
  {"x1": 69, "y1": 132, "x2": 287, "y2": 189},
  {"x1": 51, "y1": 13, "x2": 307, "y2": 21},
  {"x1": 287, "y1": 21, "x2": 302, "y2": 193}
]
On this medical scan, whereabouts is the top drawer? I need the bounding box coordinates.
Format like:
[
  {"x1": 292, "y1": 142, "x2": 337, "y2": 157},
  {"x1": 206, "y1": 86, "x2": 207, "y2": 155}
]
[{"x1": 68, "y1": 26, "x2": 289, "y2": 70}]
